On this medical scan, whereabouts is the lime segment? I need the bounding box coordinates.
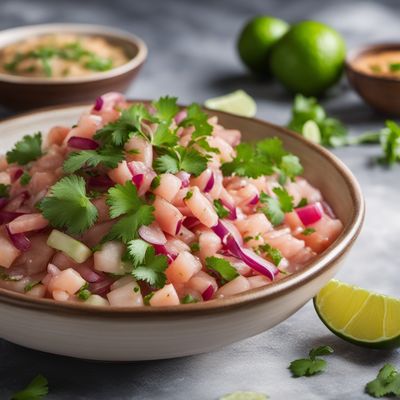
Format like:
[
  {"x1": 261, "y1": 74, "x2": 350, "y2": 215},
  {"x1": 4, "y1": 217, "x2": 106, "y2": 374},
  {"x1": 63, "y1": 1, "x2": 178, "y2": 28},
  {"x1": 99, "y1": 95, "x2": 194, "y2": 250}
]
[
  {"x1": 302, "y1": 120, "x2": 321, "y2": 143},
  {"x1": 314, "y1": 280, "x2": 400, "y2": 349},
  {"x1": 205, "y1": 90, "x2": 257, "y2": 117}
]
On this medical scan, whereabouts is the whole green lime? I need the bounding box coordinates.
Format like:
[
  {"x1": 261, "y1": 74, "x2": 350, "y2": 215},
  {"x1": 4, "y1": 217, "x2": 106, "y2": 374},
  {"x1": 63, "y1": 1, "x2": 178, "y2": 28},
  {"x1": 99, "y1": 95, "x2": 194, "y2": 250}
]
[
  {"x1": 270, "y1": 21, "x2": 346, "y2": 96},
  {"x1": 237, "y1": 16, "x2": 289, "y2": 76}
]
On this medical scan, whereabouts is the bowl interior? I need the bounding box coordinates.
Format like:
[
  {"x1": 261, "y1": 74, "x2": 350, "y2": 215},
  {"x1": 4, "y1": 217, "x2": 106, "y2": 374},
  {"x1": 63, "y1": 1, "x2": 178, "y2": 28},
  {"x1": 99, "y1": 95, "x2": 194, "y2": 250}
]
[
  {"x1": 0, "y1": 23, "x2": 147, "y2": 83},
  {"x1": 0, "y1": 103, "x2": 364, "y2": 314}
]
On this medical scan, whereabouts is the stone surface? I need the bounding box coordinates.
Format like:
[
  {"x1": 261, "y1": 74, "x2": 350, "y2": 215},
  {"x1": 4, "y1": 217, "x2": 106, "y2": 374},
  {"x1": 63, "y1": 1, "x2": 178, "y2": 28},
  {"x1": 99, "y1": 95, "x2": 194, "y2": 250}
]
[{"x1": 0, "y1": 0, "x2": 399, "y2": 398}]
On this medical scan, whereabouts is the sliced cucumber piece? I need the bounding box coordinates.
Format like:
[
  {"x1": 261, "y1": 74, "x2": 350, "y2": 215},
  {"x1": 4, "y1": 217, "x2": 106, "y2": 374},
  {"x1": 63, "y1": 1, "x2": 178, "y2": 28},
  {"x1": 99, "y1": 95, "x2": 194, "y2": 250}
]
[{"x1": 47, "y1": 229, "x2": 92, "y2": 263}]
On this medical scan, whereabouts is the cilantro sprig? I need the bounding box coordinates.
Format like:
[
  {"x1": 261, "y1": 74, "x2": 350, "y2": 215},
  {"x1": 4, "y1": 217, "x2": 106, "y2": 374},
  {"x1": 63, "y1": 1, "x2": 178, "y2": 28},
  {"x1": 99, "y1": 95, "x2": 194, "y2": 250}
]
[
  {"x1": 103, "y1": 181, "x2": 154, "y2": 243},
  {"x1": 289, "y1": 345, "x2": 334, "y2": 377},
  {"x1": 213, "y1": 199, "x2": 230, "y2": 218},
  {"x1": 221, "y1": 137, "x2": 303, "y2": 182},
  {"x1": 11, "y1": 374, "x2": 49, "y2": 400},
  {"x1": 39, "y1": 175, "x2": 98, "y2": 235},
  {"x1": 288, "y1": 94, "x2": 348, "y2": 147},
  {"x1": 259, "y1": 187, "x2": 294, "y2": 226},
  {"x1": 206, "y1": 256, "x2": 239, "y2": 284},
  {"x1": 258, "y1": 243, "x2": 283, "y2": 266},
  {"x1": 6, "y1": 132, "x2": 43, "y2": 165},
  {"x1": 366, "y1": 364, "x2": 400, "y2": 398}
]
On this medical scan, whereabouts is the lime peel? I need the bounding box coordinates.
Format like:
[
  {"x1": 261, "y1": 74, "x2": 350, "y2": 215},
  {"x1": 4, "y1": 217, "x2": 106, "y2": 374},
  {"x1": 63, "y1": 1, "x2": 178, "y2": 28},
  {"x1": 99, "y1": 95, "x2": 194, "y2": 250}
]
[{"x1": 205, "y1": 90, "x2": 257, "y2": 117}]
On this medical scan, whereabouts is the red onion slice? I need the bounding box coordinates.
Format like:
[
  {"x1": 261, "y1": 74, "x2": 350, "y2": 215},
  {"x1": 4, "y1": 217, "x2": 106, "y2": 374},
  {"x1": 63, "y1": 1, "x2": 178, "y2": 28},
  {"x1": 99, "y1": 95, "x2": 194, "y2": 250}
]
[
  {"x1": 73, "y1": 265, "x2": 102, "y2": 283},
  {"x1": 0, "y1": 198, "x2": 8, "y2": 209},
  {"x1": 296, "y1": 202, "x2": 324, "y2": 226},
  {"x1": 89, "y1": 278, "x2": 113, "y2": 296},
  {"x1": 132, "y1": 174, "x2": 144, "y2": 188},
  {"x1": 321, "y1": 201, "x2": 336, "y2": 219},
  {"x1": 225, "y1": 235, "x2": 278, "y2": 280},
  {"x1": 153, "y1": 244, "x2": 176, "y2": 263},
  {"x1": 176, "y1": 171, "x2": 191, "y2": 188},
  {"x1": 127, "y1": 161, "x2": 156, "y2": 196},
  {"x1": 183, "y1": 216, "x2": 201, "y2": 230},
  {"x1": 88, "y1": 175, "x2": 114, "y2": 189},
  {"x1": 93, "y1": 96, "x2": 104, "y2": 111},
  {"x1": 175, "y1": 219, "x2": 183, "y2": 235},
  {"x1": 139, "y1": 224, "x2": 167, "y2": 245},
  {"x1": 100, "y1": 92, "x2": 126, "y2": 111},
  {"x1": 175, "y1": 109, "x2": 187, "y2": 125},
  {"x1": 204, "y1": 172, "x2": 215, "y2": 193},
  {"x1": 0, "y1": 211, "x2": 24, "y2": 224},
  {"x1": 248, "y1": 194, "x2": 259, "y2": 206},
  {"x1": 6, "y1": 225, "x2": 31, "y2": 252},
  {"x1": 202, "y1": 284, "x2": 215, "y2": 301},
  {"x1": 68, "y1": 136, "x2": 99, "y2": 150},
  {"x1": 10, "y1": 168, "x2": 23, "y2": 182}
]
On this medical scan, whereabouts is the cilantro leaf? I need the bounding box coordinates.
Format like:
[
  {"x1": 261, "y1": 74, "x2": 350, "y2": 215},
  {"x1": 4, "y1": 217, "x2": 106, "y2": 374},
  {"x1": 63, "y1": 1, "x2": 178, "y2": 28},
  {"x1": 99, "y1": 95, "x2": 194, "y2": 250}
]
[
  {"x1": 366, "y1": 364, "x2": 400, "y2": 398},
  {"x1": 206, "y1": 256, "x2": 239, "y2": 284},
  {"x1": 12, "y1": 374, "x2": 49, "y2": 400},
  {"x1": 94, "y1": 104, "x2": 153, "y2": 147},
  {"x1": 152, "y1": 96, "x2": 179, "y2": 122},
  {"x1": 287, "y1": 94, "x2": 348, "y2": 147},
  {"x1": 152, "y1": 122, "x2": 179, "y2": 147},
  {"x1": 130, "y1": 246, "x2": 168, "y2": 288},
  {"x1": 0, "y1": 183, "x2": 9, "y2": 198},
  {"x1": 19, "y1": 172, "x2": 31, "y2": 186},
  {"x1": 127, "y1": 239, "x2": 150, "y2": 267},
  {"x1": 106, "y1": 181, "x2": 143, "y2": 218},
  {"x1": 6, "y1": 132, "x2": 43, "y2": 165},
  {"x1": 256, "y1": 137, "x2": 287, "y2": 164},
  {"x1": 302, "y1": 227, "x2": 316, "y2": 236},
  {"x1": 39, "y1": 175, "x2": 98, "y2": 235},
  {"x1": 181, "y1": 294, "x2": 199, "y2": 304},
  {"x1": 179, "y1": 103, "x2": 213, "y2": 139},
  {"x1": 103, "y1": 205, "x2": 154, "y2": 243},
  {"x1": 259, "y1": 243, "x2": 282, "y2": 266},
  {"x1": 213, "y1": 199, "x2": 229, "y2": 218},
  {"x1": 63, "y1": 147, "x2": 124, "y2": 173},
  {"x1": 289, "y1": 345, "x2": 334, "y2": 377},
  {"x1": 154, "y1": 153, "x2": 180, "y2": 174},
  {"x1": 259, "y1": 187, "x2": 293, "y2": 226},
  {"x1": 280, "y1": 154, "x2": 303, "y2": 182}
]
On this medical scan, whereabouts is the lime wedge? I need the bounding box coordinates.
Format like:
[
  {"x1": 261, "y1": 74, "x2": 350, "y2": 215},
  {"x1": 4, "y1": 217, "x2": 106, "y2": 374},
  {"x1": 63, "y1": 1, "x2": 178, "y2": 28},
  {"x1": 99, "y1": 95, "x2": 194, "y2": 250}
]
[
  {"x1": 314, "y1": 280, "x2": 400, "y2": 349},
  {"x1": 205, "y1": 90, "x2": 257, "y2": 117},
  {"x1": 302, "y1": 120, "x2": 321, "y2": 143}
]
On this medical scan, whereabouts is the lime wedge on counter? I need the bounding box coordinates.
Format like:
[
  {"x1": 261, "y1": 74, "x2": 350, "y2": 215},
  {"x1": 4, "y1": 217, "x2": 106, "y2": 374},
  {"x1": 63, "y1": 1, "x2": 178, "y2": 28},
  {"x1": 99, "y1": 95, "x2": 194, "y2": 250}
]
[
  {"x1": 302, "y1": 120, "x2": 321, "y2": 143},
  {"x1": 314, "y1": 280, "x2": 400, "y2": 349},
  {"x1": 204, "y1": 90, "x2": 257, "y2": 117}
]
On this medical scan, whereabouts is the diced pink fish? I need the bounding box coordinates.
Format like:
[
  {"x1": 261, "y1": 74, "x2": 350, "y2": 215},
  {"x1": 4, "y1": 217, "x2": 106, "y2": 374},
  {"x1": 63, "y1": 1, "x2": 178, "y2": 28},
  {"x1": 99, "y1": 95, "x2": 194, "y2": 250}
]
[
  {"x1": 264, "y1": 230, "x2": 305, "y2": 259},
  {"x1": 176, "y1": 225, "x2": 196, "y2": 244},
  {"x1": 0, "y1": 228, "x2": 21, "y2": 268},
  {"x1": 149, "y1": 284, "x2": 180, "y2": 306},
  {"x1": 187, "y1": 271, "x2": 218, "y2": 295},
  {"x1": 184, "y1": 187, "x2": 218, "y2": 228},
  {"x1": 207, "y1": 136, "x2": 235, "y2": 162},
  {"x1": 125, "y1": 136, "x2": 153, "y2": 168},
  {"x1": 25, "y1": 283, "x2": 47, "y2": 298},
  {"x1": 108, "y1": 161, "x2": 132, "y2": 185},
  {"x1": 153, "y1": 173, "x2": 182, "y2": 202},
  {"x1": 153, "y1": 196, "x2": 184, "y2": 236},
  {"x1": 94, "y1": 241, "x2": 126, "y2": 274},
  {"x1": 64, "y1": 114, "x2": 100, "y2": 143},
  {"x1": 166, "y1": 251, "x2": 202, "y2": 284},
  {"x1": 286, "y1": 178, "x2": 322, "y2": 205},
  {"x1": 216, "y1": 275, "x2": 250, "y2": 297},
  {"x1": 107, "y1": 278, "x2": 143, "y2": 307},
  {"x1": 165, "y1": 237, "x2": 190, "y2": 255},
  {"x1": 7, "y1": 213, "x2": 48, "y2": 234},
  {"x1": 247, "y1": 275, "x2": 271, "y2": 289},
  {"x1": 0, "y1": 172, "x2": 10, "y2": 185},
  {"x1": 213, "y1": 127, "x2": 241, "y2": 147},
  {"x1": 235, "y1": 213, "x2": 272, "y2": 237},
  {"x1": 46, "y1": 126, "x2": 70, "y2": 146},
  {"x1": 127, "y1": 161, "x2": 155, "y2": 196},
  {"x1": 48, "y1": 268, "x2": 86, "y2": 295},
  {"x1": 198, "y1": 230, "x2": 222, "y2": 261}
]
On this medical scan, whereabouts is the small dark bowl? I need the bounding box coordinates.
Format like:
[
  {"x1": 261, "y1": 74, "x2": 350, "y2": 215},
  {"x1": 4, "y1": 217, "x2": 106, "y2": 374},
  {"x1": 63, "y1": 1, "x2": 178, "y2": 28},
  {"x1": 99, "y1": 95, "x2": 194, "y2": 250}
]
[
  {"x1": 346, "y1": 43, "x2": 400, "y2": 116},
  {"x1": 0, "y1": 24, "x2": 148, "y2": 110}
]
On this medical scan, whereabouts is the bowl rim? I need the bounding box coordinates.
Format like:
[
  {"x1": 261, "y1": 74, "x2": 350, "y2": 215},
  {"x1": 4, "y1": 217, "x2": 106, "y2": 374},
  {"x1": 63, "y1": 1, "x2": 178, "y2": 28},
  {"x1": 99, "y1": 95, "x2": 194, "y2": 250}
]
[
  {"x1": 0, "y1": 23, "x2": 148, "y2": 85},
  {"x1": 345, "y1": 41, "x2": 400, "y2": 83},
  {"x1": 0, "y1": 101, "x2": 365, "y2": 317}
]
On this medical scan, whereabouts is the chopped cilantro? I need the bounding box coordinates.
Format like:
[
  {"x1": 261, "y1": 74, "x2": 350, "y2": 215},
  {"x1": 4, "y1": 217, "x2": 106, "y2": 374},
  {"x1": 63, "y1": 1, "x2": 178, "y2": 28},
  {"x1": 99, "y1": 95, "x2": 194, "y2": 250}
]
[
  {"x1": 19, "y1": 171, "x2": 31, "y2": 186},
  {"x1": 206, "y1": 256, "x2": 239, "y2": 284},
  {"x1": 289, "y1": 345, "x2": 334, "y2": 377},
  {"x1": 143, "y1": 292, "x2": 154, "y2": 305},
  {"x1": 150, "y1": 175, "x2": 161, "y2": 189},
  {"x1": 213, "y1": 199, "x2": 229, "y2": 218},
  {"x1": 181, "y1": 294, "x2": 198, "y2": 304},
  {"x1": 0, "y1": 183, "x2": 9, "y2": 198},
  {"x1": 365, "y1": 364, "x2": 400, "y2": 398},
  {"x1": 259, "y1": 243, "x2": 282, "y2": 266},
  {"x1": 259, "y1": 187, "x2": 293, "y2": 226},
  {"x1": 190, "y1": 242, "x2": 200, "y2": 252},
  {"x1": 389, "y1": 63, "x2": 400, "y2": 72},
  {"x1": 302, "y1": 228, "x2": 316, "y2": 236},
  {"x1": 39, "y1": 175, "x2": 98, "y2": 235},
  {"x1": 6, "y1": 132, "x2": 43, "y2": 165},
  {"x1": 63, "y1": 148, "x2": 124, "y2": 173},
  {"x1": 221, "y1": 137, "x2": 303, "y2": 182},
  {"x1": 133, "y1": 286, "x2": 140, "y2": 293},
  {"x1": 103, "y1": 181, "x2": 154, "y2": 243},
  {"x1": 184, "y1": 190, "x2": 193, "y2": 200},
  {"x1": 24, "y1": 281, "x2": 40, "y2": 293},
  {"x1": 84, "y1": 55, "x2": 113, "y2": 71},
  {"x1": 296, "y1": 198, "x2": 308, "y2": 208},
  {"x1": 11, "y1": 374, "x2": 49, "y2": 400},
  {"x1": 0, "y1": 268, "x2": 22, "y2": 281},
  {"x1": 77, "y1": 283, "x2": 91, "y2": 300}
]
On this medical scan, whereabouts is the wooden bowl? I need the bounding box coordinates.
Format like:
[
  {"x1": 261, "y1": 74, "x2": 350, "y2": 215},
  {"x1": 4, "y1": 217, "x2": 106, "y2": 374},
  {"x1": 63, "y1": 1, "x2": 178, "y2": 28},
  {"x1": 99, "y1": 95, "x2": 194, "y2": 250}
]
[
  {"x1": 346, "y1": 43, "x2": 400, "y2": 116},
  {"x1": 0, "y1": 103, "x2": 364, "y2": 361},
  {"x1": 0, "y1": 24, "x2": 147, "y2": 110}
]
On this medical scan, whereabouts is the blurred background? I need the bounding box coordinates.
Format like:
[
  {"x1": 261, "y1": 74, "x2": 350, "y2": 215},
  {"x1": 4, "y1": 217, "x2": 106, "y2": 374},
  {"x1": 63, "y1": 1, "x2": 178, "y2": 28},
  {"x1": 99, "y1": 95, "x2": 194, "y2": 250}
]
[{"x1": 1, "y1": 1, "x2": 400, "y2": 399}]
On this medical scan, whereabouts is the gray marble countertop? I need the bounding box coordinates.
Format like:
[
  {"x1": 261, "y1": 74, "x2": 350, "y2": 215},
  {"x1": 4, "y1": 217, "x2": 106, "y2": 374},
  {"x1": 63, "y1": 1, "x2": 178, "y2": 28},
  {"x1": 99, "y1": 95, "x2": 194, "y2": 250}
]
[{"x1": 1, "y1": 0, "x2": 400, "y2": 398}]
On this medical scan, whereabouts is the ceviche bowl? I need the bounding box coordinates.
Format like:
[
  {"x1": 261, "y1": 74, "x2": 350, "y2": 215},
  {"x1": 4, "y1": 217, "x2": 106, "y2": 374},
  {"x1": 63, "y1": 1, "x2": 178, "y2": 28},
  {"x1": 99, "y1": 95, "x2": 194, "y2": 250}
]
[
  {"x1": 0, "y1": 100, "x2": 364, "y2": 361},
  {"x1": 0, "y1": 24, "x2": 147, "y2": 110}
]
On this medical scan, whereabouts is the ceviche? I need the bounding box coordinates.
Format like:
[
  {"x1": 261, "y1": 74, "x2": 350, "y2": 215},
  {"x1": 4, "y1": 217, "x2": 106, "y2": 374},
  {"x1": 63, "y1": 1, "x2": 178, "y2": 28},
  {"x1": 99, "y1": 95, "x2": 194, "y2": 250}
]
[{"x1": 0, "y1": 93, "x2": 342, "y2": 307}]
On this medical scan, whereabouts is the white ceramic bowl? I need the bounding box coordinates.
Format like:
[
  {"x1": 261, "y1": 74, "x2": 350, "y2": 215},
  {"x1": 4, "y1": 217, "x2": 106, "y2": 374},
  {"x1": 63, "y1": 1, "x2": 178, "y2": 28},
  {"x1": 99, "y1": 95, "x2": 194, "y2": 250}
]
[{"x1": 0, "y1": 104, "x2": 364, "y2": 361}]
